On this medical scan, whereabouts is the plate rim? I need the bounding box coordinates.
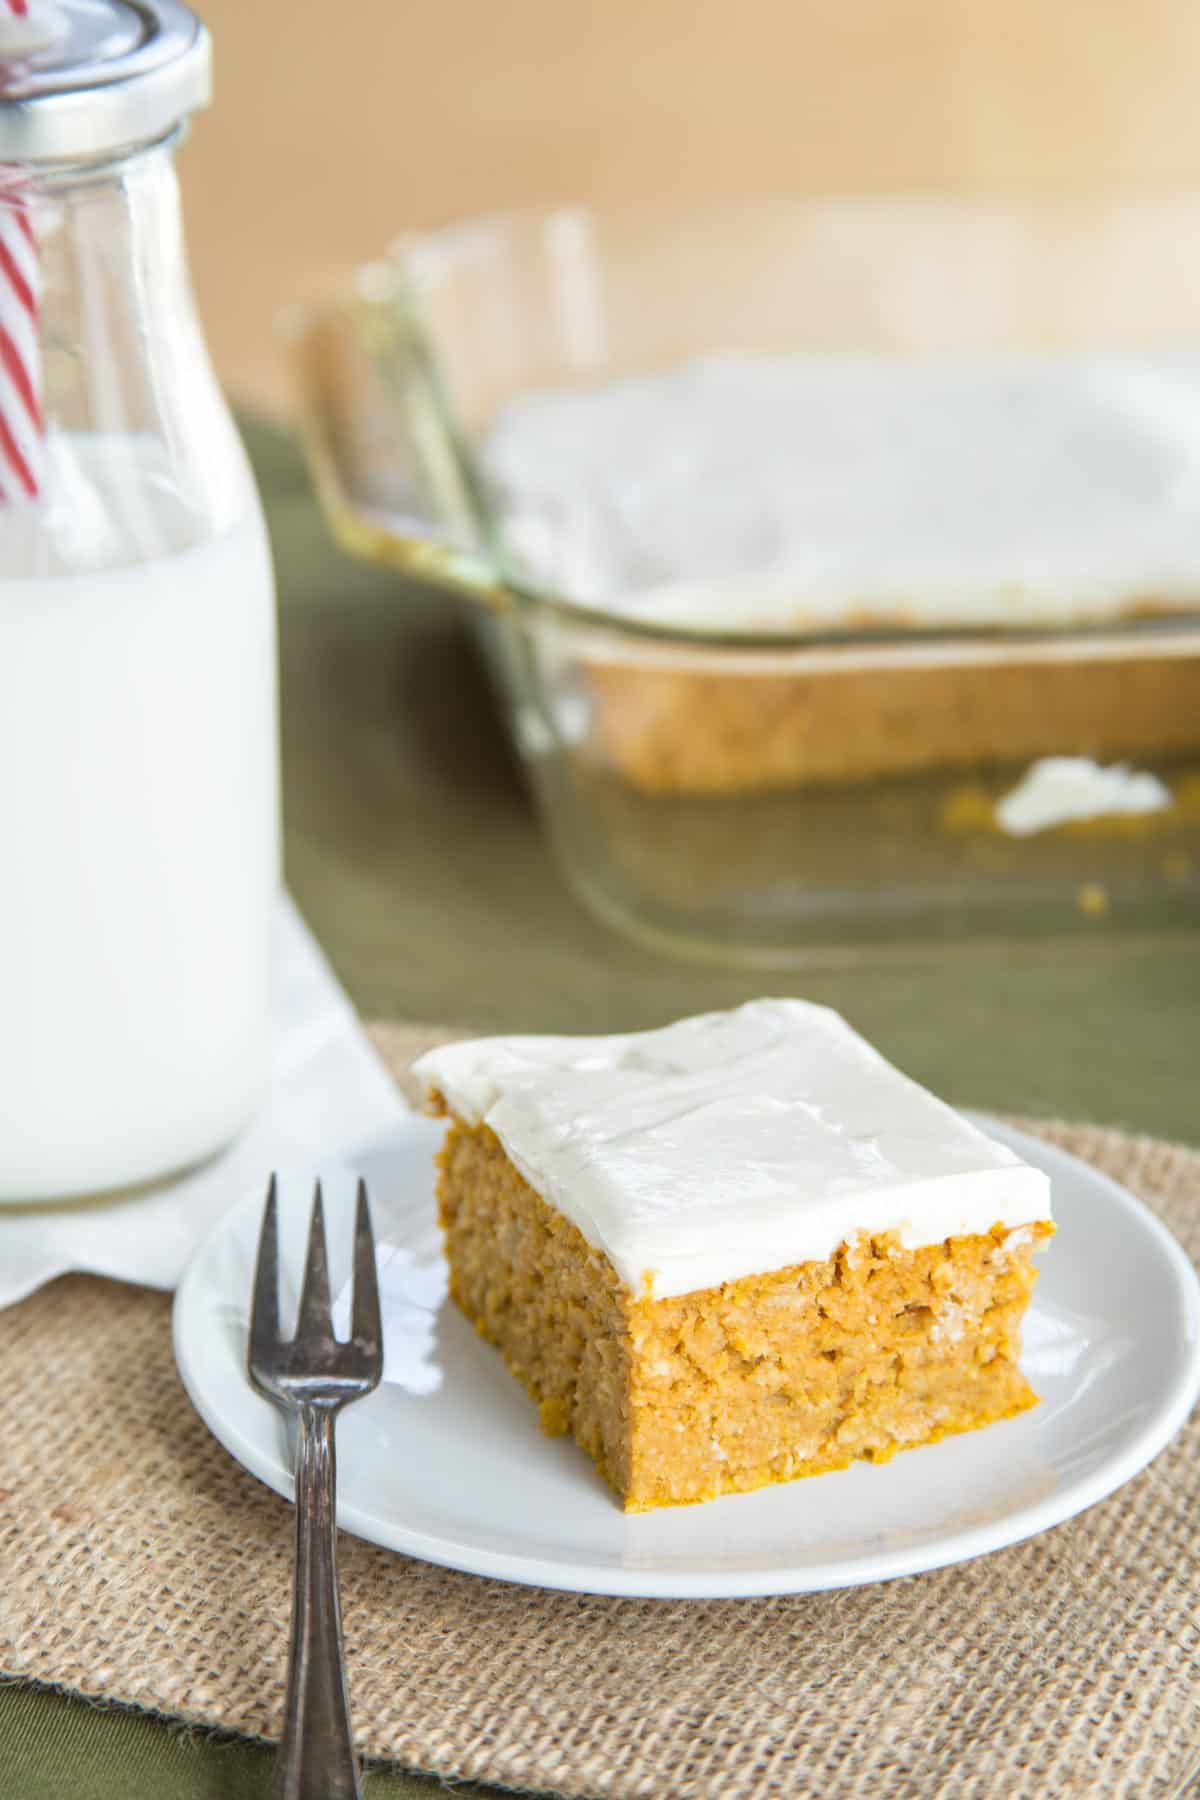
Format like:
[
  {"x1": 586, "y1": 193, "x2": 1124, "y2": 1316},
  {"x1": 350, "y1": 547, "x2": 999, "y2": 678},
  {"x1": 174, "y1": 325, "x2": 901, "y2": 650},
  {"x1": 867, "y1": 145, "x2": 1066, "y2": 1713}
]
[{"x1": 172, "y1": 1113, "x2": 1200, "y2": 1598}]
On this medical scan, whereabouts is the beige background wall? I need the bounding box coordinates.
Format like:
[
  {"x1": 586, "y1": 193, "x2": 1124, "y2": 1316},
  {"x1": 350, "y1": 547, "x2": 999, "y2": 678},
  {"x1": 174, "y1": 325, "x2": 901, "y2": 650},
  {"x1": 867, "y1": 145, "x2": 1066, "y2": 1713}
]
[{"x1": 181, "y1": 0, "x2": 1200, "y2": 414}]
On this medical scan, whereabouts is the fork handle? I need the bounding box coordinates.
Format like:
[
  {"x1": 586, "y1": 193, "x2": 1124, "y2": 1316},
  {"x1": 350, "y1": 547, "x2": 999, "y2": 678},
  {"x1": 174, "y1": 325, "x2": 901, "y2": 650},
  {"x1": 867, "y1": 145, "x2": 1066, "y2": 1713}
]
[{"x1": 273, "y1": 1404, "x2": 362, "y2": 1800}]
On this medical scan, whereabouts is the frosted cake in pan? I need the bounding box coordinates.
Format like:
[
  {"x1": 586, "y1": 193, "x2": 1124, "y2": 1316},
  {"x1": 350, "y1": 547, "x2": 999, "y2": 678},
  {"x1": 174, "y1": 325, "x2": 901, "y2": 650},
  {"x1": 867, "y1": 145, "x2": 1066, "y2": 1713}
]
[{"x1": 487, "y1": 356, "x2": 1200, "y2": 794}]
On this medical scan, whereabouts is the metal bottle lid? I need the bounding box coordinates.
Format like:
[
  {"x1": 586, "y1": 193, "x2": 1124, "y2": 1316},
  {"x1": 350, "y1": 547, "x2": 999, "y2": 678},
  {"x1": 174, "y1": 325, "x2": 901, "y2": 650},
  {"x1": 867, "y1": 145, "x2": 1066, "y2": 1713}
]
[{"x1": 0, "y1": 0, "x2": 210, "y2": 163}]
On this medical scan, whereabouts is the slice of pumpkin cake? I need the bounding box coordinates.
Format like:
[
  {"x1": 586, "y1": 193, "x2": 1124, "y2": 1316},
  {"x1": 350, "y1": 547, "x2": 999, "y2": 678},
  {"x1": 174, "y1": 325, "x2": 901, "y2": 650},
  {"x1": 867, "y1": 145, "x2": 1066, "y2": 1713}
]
[{"x1": 414, "y1": 999, "x2": 1053, "y2": 1511}]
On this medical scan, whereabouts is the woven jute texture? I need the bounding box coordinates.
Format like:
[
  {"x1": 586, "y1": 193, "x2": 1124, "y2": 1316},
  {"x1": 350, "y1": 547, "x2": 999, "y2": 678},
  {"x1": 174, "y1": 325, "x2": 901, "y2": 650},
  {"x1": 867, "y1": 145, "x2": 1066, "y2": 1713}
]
[{"x1": 1, "y1": 1022, "x2": 1199, "y2": 1800}]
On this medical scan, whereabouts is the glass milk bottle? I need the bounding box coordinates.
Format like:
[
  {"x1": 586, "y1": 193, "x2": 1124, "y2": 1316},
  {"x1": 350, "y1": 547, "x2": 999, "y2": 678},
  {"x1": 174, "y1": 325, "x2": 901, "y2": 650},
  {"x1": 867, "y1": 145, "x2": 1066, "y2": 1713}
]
[{"x1": 0, "y1": 1, "x2": 279, "y2": 1200}]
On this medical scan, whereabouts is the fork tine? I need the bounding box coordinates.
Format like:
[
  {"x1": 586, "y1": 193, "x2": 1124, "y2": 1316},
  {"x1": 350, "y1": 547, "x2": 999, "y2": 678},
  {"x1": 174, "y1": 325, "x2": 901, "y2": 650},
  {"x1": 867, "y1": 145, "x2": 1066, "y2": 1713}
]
[
  {"x1": 351, "y1": 1178, "x2": 382, "y2": 1355},
  {"x1": 295, "y1": 1179, "x2": 333, "y2": 1339},
  {"x1": 248, "y1": 1173, "x2": 280, "y2": 1365}
]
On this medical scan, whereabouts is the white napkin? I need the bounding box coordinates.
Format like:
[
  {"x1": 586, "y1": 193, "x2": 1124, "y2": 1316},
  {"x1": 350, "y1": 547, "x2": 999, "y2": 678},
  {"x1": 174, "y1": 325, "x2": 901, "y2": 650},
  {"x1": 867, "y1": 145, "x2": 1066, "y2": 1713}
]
[
  {"x1": 202, "y1": 1147, "x2": 450, "y2": 1397},
  {"x1": 0, "y1": 894, "x2": 410, "y2": 1311}
]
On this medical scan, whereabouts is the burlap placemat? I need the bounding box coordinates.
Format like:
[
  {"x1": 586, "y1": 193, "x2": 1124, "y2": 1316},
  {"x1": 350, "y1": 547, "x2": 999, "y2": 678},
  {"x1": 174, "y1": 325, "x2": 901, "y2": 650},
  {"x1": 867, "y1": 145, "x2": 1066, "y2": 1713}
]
[{"x1": 1, "y1": 1022, "x2": 1198, "y2": 1800}]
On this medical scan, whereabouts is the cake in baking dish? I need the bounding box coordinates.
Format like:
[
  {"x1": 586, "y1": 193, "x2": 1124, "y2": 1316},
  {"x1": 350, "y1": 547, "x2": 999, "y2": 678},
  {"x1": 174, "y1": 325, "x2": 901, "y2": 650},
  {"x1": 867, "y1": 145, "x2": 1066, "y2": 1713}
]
[
  {"x1": 414, "y1": 1000, "x2": 1054, "y2": 1511},
  {"x1": 485, "y1": 356, "x2": 1200, "y2": 795}
]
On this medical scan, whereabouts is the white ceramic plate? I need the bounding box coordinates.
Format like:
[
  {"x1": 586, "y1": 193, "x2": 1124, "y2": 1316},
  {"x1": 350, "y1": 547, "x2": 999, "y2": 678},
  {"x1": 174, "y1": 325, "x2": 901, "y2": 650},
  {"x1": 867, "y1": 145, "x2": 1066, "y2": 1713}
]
[{"x1": 173, "y1": 1114, "x2": 1200, "y2": 1598}]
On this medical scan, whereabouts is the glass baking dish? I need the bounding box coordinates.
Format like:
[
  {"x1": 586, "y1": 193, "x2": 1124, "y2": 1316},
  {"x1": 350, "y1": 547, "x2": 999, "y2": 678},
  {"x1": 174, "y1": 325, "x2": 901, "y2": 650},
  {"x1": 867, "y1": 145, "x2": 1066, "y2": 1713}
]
[{"x1": 287, "y1": 201, "x2": 1200, "y2": 964}]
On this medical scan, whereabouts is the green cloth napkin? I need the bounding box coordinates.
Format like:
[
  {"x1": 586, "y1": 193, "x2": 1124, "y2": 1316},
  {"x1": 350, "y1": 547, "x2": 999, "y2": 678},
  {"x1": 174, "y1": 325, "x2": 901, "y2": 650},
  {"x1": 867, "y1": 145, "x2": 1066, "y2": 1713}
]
[{"x1": 0, "y1": 1685, "x2": 507, "y2": 1800}]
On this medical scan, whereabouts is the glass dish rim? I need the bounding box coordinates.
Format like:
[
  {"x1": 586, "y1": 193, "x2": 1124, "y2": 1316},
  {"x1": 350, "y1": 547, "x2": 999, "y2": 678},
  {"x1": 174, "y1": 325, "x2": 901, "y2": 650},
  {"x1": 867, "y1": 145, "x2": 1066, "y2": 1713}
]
[{"x1": 305, "y1": 195, "x2": 1200, "y2": 656}]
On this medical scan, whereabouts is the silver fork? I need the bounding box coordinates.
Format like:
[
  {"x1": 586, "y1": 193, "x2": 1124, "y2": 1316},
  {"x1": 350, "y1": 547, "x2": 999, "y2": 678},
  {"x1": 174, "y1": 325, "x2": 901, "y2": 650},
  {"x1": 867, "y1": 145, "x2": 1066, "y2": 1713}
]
[{"x1": 249, "y1": 1175, "x2": 383, "y2": 1800}]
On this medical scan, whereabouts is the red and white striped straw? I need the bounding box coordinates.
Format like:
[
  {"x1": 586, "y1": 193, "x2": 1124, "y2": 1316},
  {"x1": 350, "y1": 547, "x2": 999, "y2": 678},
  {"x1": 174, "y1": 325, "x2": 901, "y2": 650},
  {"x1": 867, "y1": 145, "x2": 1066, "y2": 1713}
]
[
  {"x1": 0, "y1": 179, "x2": 42, "y2": 501},
  {"x1": 0, "y1": 0, "x2": 43, "y2": 503}
]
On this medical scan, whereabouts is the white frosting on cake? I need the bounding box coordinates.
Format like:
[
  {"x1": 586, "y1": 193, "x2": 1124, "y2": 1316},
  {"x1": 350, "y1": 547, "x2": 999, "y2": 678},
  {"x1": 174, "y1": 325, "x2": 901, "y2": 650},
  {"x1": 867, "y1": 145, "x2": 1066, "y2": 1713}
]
[
  {"x1": 995, "y1": 756, "x2": 1171, "y2": 836},
  {"x1": 413, "y1": 999, "x2": 1052, "y2": 1298},
  {"x1": 484, "y1": 353, "x2": 1200, "y2": 630}
]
